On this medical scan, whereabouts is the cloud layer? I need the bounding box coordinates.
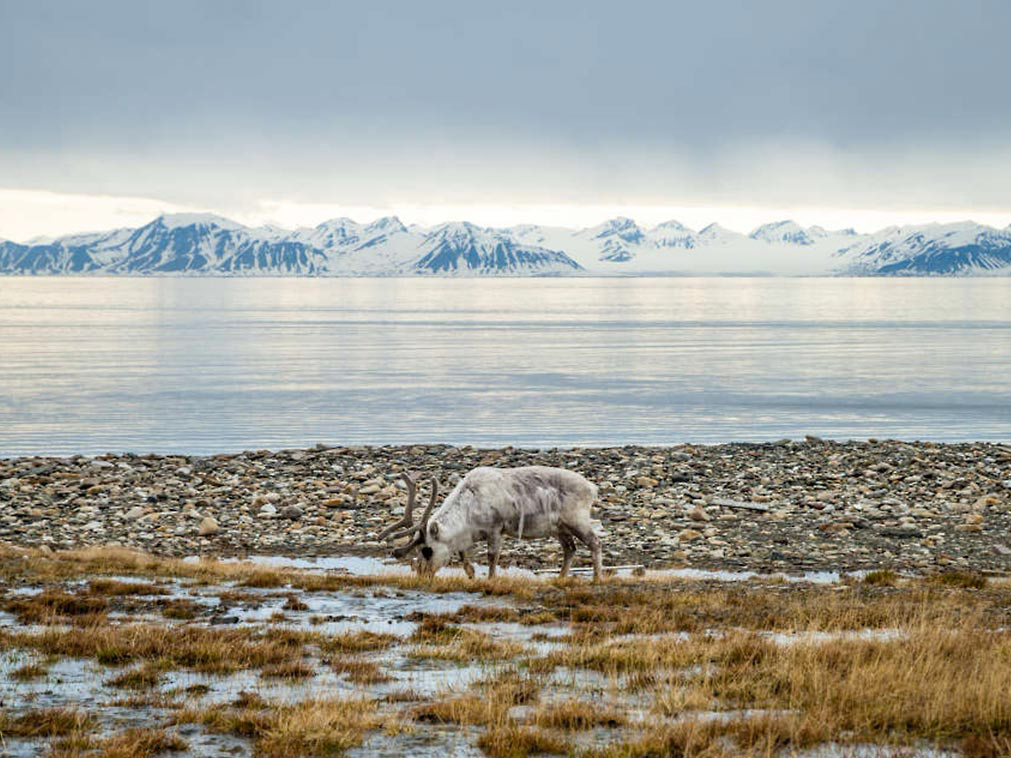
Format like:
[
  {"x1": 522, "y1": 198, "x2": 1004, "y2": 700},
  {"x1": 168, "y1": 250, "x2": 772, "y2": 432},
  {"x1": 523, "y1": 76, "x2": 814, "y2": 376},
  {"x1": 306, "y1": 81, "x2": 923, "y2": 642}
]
[{"x1": 2, "y1": 0, "x2": 1010, "y2": 227}]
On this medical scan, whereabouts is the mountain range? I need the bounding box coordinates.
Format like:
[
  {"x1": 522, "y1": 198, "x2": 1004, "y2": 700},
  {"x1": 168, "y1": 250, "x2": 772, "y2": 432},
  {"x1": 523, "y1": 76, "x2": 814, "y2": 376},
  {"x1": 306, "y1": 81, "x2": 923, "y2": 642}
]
[{"x1": 2, "y1": 213, "x2": 1010, "y2": 277}]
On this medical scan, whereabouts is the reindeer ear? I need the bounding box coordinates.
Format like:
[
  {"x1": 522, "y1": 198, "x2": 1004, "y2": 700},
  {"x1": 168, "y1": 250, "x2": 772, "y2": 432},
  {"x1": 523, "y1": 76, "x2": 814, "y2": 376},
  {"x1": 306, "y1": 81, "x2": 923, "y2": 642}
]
[{"x1": 429, "y1": 521, "x2": 439, "y2": 539}]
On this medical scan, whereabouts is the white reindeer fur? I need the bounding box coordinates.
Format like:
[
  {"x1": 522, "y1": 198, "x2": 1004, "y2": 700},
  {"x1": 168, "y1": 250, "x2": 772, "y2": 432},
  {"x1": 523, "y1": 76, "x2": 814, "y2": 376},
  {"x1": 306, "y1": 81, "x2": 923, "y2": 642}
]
[{"x1": 416, "y1": 466, "x2": 604, "y2": 580}]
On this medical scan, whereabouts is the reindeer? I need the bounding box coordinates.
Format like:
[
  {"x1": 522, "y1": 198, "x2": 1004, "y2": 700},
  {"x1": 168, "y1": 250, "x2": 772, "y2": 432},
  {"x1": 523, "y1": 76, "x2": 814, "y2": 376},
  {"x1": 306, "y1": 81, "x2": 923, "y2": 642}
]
[{"x1": 377, "y1": 467, "x2": 604, "y2": 581}]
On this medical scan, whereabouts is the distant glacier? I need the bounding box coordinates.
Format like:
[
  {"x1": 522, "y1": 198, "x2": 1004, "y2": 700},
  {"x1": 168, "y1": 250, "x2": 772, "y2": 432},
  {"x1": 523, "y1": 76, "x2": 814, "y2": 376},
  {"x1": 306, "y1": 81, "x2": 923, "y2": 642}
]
[{"x1": 2, "y1": 213, "x2": 1011, "y2": 277}]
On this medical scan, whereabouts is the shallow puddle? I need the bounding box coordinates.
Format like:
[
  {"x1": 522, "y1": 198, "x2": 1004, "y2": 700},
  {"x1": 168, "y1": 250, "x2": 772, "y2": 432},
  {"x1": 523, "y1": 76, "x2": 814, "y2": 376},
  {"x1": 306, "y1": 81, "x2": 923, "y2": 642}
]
[{"x1": 216, "y1": 554, "x2": 867, "y2": 584}]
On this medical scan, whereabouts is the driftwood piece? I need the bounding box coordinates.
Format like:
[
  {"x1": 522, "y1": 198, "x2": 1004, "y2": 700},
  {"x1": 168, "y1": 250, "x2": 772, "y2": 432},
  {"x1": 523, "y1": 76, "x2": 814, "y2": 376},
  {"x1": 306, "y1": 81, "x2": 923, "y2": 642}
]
[{"x1": 712, "y1": 497, "x2": 770, "y2": 512}]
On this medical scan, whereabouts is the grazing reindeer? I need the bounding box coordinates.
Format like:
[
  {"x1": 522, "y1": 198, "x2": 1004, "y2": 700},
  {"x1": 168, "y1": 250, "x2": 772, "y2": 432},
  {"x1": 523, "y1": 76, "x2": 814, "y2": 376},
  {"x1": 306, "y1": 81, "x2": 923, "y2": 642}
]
[{"x1": 378, "y1": 467, "x2": 604, "y2": 581}]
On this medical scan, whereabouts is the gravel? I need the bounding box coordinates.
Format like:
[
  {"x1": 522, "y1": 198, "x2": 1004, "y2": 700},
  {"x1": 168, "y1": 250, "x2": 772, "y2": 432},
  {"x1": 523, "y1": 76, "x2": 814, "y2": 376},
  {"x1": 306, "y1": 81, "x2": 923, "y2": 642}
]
[{"x1": 2, "y1": 439, "x2": 1010, "y2": 575}]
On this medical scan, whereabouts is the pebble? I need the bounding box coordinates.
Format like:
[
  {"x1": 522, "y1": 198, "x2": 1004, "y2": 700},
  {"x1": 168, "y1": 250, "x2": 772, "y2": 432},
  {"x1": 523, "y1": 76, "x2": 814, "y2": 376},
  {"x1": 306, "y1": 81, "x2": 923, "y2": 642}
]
[
  {"x1": 198, "y1": 517, "x2": 220, "y2": 536},
  {"x1": 688, "y1": 506, "x2": 710, "y2": 522}
]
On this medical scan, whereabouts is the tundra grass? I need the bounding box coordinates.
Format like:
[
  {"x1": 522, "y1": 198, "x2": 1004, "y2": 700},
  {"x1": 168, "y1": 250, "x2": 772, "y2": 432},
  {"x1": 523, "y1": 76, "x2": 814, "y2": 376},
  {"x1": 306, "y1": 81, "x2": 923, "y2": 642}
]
[
  {"x1": 10, "y1": 660, "x2": 49, "y2": 680},
  {"x1": 328, "y1": 658, "x2": 391, "y2": 684},
  {"x1": 0, "y1": 623, "x2": 311, "y2": 673},
  {"x1": 47, "y1": 728, "x2": 188, "y2": 758},
  {"x1": 6, "y1": 545, "x2": 1011, "y2": 755},
  {"x1": 173, "y1": 697, "x2": 383, "y2": 756},
  {"x1": 0, "y1": 708, "x2": 96, "y2": 738}
]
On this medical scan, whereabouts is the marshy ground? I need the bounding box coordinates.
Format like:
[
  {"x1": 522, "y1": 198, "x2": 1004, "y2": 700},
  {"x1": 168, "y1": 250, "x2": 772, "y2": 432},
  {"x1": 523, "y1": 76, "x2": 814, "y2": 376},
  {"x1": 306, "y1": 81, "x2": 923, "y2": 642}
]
[{"x1": 1, "y1": 545, "x2": 1010, "y2": 756}]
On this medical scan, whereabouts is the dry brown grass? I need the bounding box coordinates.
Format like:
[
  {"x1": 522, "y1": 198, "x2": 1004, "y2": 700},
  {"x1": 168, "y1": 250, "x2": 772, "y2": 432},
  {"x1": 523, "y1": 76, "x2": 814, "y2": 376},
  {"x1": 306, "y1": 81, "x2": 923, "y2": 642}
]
[
  {"x1": 617, "y1": 619, "x2": 1011, "y2": 751},
  {"x1": 87, "y1": 579, "x2": 170, "y2": 596},
  {"x1": 260, "y1": 660, "x2": 315, "y2": 679},
  {"x1": 98, "y1": 728, "x2": 187, "y2": 758},
  {"x1": 476, "y1": 724, "x2": 570, "y2": 757},
  {"x1": 581, "y1": 718, "x2": 734, "y2": 758},
  {"x1": 175, "y1": 696, "x2": 382, "y2": 756},
  {"x1": 317, "y1": 629, "x2": 399, "y2": 653},
  {"x1": 3, "y1": 590, "x2": 108, "y2": 624},
  {"x1": 103, "y1": 692, "x2": 183, "y2": 709},
  {"x1": 10, "y1": 660, "x2": 49, "y2": 680},
  {"x1": 8, "y1": 544, "x2": 1011, "y2": 755},
  {"x1": 104, "y1": 662, "x2": 165, "y2": 690},
  {"x1": 542, "y1": 580, "x2": 1006, "y2": 639},
  {"x1": 532, "y1": 698, "x2": 626, "y2": 730},
  {"x1": 0, "y1": 545, "x2": 536, "y2": 597},
  {"x1": 282, "y1": 593, "x2": 308, "y2": 611},
  {"x1": 407, "y1": 615, "x2": 525, "y2": 662},
  {"x1": 409, "y1": 628, "x2": 525, "y2": 662},
  {"x1": 925, "y1": 571, "x2": 989, "y2": 590},
  {"x1": 47, "y1": 728, "x2": 189, "y2": 758},
  {"x1": 329, "y1": 658, "x2": 391, "y2": 684},
  {"x1": 9, "y1": 545, "x2": 1006, "y2": 635},
  {"x1": 862, "y1": 569, "x2": 899, "y2": 586},
  {"x1": 0, "y1": 707, "x2": 95, "y2": 738},
  {"x1": 412, "y1": 693, "x2": 504, "y2": 726},
  {"x1": 706, "y1": 621, "x2": 1011, "y2": 742},
  {"x1": 530, "y1": 633, "x2": 716, "y2": 675},
  {"x1": 158, "y1": 598, "x2": 200, "y2": 620},
  {"x1": 0, "y1": 622, "x2": 308, "y2": 673},
  {"x1": 258, "y1": 698, "x2": 384, "y2": 756},
  {"x1": 413, "y1": 669, "x2": 541, "y2": 726}
]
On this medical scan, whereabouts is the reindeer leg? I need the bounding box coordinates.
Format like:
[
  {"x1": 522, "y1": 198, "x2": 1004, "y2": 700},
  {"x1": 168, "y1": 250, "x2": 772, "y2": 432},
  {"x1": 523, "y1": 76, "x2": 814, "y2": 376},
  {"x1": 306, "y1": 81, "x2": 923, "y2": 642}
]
[
  {"x1": 558, "y1": 531, "x2": 577, "y2": 579},
  {"x1": 486, "y1": 531, "x2": 502, "y2": 579},
  {"x1": 569, "y1": 522, "x2": 603, "y2": 582},
  {"x1": 459, "y1": 551, "x2": 475, "y2": 579}
]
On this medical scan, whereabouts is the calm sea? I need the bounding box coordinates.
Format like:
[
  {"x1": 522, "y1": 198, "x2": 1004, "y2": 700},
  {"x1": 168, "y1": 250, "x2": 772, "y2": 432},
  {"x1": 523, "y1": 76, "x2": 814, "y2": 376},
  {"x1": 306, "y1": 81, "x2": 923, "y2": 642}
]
[{"x1": 0, "y1": 277, "x2": 1008, "y2": 456}]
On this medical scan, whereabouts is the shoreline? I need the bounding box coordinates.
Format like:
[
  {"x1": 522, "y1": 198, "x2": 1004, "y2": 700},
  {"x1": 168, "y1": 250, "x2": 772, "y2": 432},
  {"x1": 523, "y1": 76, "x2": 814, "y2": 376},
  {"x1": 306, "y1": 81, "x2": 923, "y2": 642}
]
[{"x1": 2, "y1": 440, "x2": 1010, "y2": 576}]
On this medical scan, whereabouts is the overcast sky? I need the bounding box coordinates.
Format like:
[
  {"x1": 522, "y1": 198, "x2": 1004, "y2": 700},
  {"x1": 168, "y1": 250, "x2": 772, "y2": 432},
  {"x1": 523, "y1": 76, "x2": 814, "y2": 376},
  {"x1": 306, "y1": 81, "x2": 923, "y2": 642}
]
[{"x1": 2, "y1": 0, "x2": 1011, "y2": 240}]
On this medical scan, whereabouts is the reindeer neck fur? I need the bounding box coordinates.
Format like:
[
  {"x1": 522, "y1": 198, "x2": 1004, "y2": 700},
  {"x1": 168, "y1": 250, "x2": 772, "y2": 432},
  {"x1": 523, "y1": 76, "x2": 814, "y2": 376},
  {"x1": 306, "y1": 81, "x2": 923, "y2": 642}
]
[{"x1": 425, "y1": 478, "x2": 483, "y2": 552}]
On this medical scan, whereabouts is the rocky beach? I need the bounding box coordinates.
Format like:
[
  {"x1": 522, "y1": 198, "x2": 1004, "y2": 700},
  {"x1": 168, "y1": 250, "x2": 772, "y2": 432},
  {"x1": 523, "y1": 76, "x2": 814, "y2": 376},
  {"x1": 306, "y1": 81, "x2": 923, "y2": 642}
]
[{"x1": 2, "y1": 440, "x2": 1010, "y2": 576}]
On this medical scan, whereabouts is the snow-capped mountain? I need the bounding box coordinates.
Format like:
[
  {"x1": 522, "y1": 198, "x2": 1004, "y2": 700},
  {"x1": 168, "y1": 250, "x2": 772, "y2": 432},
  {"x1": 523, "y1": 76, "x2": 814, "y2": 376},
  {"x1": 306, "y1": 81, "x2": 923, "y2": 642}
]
[
  {"x1": 2, "y1": 214, "x2": 1010, "y2": 276},
  {"x1": 414, "y1": 222, "x2": 581, "y2": 275},
  {"x1": 835, "y1": 222, "x2": 1011, "y2": 275},
  {"x1": 576, "y1": 217, "x2": 647, "y2": 262},
  {"x1": 651, "y1": 220, "x2": 697, "y2": 249},
  {"x1": 750, "y1": 220, "x2": 821, "y2": 245},
  {"x1": 104, "y1": 214, "x2": 328, "y2": 274}
]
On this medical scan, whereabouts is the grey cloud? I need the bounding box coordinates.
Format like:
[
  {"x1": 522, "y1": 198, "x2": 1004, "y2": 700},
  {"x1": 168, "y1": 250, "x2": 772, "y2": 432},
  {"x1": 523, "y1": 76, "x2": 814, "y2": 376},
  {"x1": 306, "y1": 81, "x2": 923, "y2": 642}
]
[{"x1": 2, "y1": 0, "x2": 1010, "y2": 207}]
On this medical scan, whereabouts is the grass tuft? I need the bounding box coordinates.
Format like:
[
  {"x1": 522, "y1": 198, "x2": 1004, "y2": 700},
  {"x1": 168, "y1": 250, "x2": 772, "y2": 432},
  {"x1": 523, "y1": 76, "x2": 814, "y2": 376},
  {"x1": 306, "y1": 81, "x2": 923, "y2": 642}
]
[
  {"x1": 476, "y1": 725, "x2": 570, "y2": 757},
  {"x1": 10, "y1": 661, "x2": 49, "y2": 681},
  {"x1": 104, "y1": 662, "x2": 165, "y2": 690},
  {"x1": 3, "y1": 591, "x2": 108, "y2": 624},
  {"x1": 88, "y1": 579, "x2": 170, "y2": 597},
  {"x1": 175, "y1": 697, "x2": 381, "y2": 756},
  {"x1": 0, "y1": 707, "x2": 95, "y2": 737},
  {"x1": 862, "y1": 569, "x2": 899, "y2": 586},
  {"x1": 926, "y1": 571, "x2": 988, "y2": 589},
  {"x1": 260, "y1": 660, "x2": 315, "y2": 679}
]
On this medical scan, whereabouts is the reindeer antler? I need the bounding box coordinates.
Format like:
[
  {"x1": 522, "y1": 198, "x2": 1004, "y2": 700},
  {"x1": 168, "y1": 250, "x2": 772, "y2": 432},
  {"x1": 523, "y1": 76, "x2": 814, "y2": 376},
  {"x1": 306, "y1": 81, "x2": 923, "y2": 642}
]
[
  {"x1": 384, "y1": 475, "x2": 439, "y2": 558},
  {"x1": 375, "y1": 473, "x2": 418, "y2": 541}
]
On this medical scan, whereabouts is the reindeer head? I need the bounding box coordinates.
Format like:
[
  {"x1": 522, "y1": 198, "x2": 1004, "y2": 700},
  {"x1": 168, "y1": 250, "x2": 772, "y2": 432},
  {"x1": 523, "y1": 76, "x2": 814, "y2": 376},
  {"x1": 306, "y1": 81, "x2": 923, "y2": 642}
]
[{"x1": 376, "y1": 473, "x2": 449, "y2": 576}]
